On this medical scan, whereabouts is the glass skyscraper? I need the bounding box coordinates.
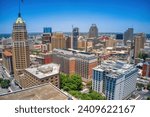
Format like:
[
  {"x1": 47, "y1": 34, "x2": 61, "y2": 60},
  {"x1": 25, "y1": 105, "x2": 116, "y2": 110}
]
[{"x1": 72, "y1": 27, "x2": 79, "y2": 49}]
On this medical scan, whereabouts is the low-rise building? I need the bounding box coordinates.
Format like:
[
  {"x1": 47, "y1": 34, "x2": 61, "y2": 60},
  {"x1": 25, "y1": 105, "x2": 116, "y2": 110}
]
[{"x1": 19, "y1": 63, "x2": 60, "y2": 88}]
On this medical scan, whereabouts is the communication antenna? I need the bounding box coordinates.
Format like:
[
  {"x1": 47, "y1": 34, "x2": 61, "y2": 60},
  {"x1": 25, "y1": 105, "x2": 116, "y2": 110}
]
[{"x1": 18, "y1": 0, "x2": 23, "y2": 17}]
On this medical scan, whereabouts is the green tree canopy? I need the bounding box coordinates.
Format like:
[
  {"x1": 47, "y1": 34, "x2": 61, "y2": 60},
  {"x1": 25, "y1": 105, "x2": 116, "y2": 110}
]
[
  {"x1": 60, "y1": 73, "x2": 106, "y2": 100},
  {"x1": 147, "y1": 97, "x2": 150, "y2": 100},
  {"x1": 60, "y1": 73, "x2": 82, "y2": 91},
  {"x1": 147, "y1": 83, "x2": 150, "y2": 90},
  {"x1": 0, "y1": 79, "x2": 10, "y2": 88}
]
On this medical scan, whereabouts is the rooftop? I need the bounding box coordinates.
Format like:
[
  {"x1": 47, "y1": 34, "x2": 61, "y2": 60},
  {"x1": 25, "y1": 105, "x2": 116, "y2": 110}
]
[
  {"x1": 16, "y1": 16, "x2": 24, "y2": 24},
  {"x1": 15, "y1": 13, "x2": 24, "y2": 24},
  {"x1": 93, "y1": 60, "x2": 134, "y2": 78},
  {"x1": 3, "y1": 50, "x2": 12, "y2": 57},
  {"x1": 25, "y1": 63, "x2": 60, "y2": 79},
  {"x1": 53, "y1": 48, "x2": 97, "y2": 60},
  {"x1": 0, "y1": 83, "x2": 68, "y2": 100}
]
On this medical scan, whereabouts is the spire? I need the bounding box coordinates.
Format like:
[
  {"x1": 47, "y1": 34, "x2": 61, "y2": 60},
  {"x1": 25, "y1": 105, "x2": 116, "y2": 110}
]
[
  {"x1": 16, "y1": 0, "x2": 24, "y2": 23},
  {"x1": 18, "y1": 0, "x2": 21, "y2": 17},
  {"x1": 18, "y1": 0, "x2": 23, "y2": 17},
  {"x1": 18, "y1": 12, "x2": 21, "y2": 17}
]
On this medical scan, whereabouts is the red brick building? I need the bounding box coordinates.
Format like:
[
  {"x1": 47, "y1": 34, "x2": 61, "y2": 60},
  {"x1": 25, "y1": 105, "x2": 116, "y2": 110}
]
[
  {"x1": 142, "y1": 62, "x2": 150, "y2": 78},
  {"x1": 52, "y1": 49, "x2": 98, "y2": 82}
]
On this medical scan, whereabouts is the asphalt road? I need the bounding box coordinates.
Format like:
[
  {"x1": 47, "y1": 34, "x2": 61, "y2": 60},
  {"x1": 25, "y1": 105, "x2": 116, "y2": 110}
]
[{"x1": 135, "y1": 90, "x2": 150, "y2": 100}]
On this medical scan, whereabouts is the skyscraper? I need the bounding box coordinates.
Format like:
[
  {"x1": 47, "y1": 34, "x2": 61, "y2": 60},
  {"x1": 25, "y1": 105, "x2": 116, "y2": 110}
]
[
  {"x1": 124, "y1": 28, "x2": 134, "y2": 45},
  {"x1": 134, "y1": 33, "x2": 145, "y2": 58},
  {"x1": 51, "y1": 32, "x2": 66, "y2": 50},
  {"x1": 43, "y1": 27, "x2": 52, "y2": 33},
  {"x1": 89, "y1": 24, "x2": 98, "y2": 38},
  {"x1": 72, "y1": 27, "x2": 79, "y2": 49},
  {"x1": 12, "y1": 13, "x2": 30, "y2": 84},
  {"x1": 42, "y1": 27, "x2": 52, "y2": 44},
  {"x1": 65, "y1": 36, "x2": 71, "y2": 48},
  {"x1": 42, "y1": 27, "x2": 52, "y2": 51}
]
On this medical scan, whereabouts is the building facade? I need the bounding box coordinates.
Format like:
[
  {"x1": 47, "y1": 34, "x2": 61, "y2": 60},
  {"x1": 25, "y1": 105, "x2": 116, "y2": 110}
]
[
  {"x1": 65, "y1": 36, "x2": 72, "y2": 49},
  {"x1": 51, "y1": 33, "x2": 66, "y2": 50},
  {"x1": 2, "y1": 50, "x2": 14, "y2": 75},
  {"x1": 52, "y1": 49, "x2": 98, "y2": 82},
  {"x1": 89, "y1": 24, "x2": 98, "y2": 38},
  {"x1": 124, "y1": 28, "x2": 133, "y2": 45},
  {"x1": 21, "y1": 63, "x2": 60, "y2": 88},
  {"x1": 142, "y1": 62, "x2": 150, "y2": 78},
  {"x1": 72, "y1": 27, "x2": 79, "y2": 49},
  {"x1": 92, "y1": 61, "x2": 138, "y2": 100},
  {"x1": 42, "y1": 27, "x2": 52, "y2": 51},
  {"x1": 134, "y1": 33, "x2": 145, "y2": 58},
  {"x1": 12, "y1": 13, "x2": 30, "y2": 84}
]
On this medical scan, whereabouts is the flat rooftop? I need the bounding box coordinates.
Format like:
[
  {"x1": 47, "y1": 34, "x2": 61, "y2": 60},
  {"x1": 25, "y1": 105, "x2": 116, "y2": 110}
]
[
  {"x1": 53, "y1": 48, "x2": 97, "y2": 60},
  {"x1": 0, "y1": 83, "x2": 68, "y2": 100},
  {"x1": 25, "y1": 63, "x2": 60, "y2": 79},
  {"x1": 3, "y1": 50, "x2": 12, "y2": 57},
  {"x1": 93, "y1": 60, "x2": 135, "y2": 78}
]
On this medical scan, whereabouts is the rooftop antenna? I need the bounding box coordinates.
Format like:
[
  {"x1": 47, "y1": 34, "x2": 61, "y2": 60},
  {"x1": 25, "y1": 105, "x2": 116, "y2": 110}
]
[{"x1": 18, "y1": 0, "x2": 23, "y2": 17}]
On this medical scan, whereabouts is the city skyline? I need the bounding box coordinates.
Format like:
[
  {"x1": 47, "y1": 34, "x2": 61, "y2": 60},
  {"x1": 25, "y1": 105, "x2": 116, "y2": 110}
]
[{"x1": 0, "y1": 0, "x2": 150, "y2": 33}]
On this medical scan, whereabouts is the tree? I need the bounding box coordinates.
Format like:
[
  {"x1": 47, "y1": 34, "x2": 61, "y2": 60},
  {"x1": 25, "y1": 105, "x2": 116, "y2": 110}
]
[
  {"x1": 147, "y1": 97, "x2": 150, "y2": 100},
  {"x1": 69, "y1": 90, "x2": 106, "y2": 100},
  {"x1": 143, "y1": 53, "x2": 148, "y2": 60},
  {"x1": 138, "y1": 52, "x2": 149, "y2": 60},
  {"x1": 136, "y1": 83, "x2": 144, "y2": 89},
  {"x1": 60, "y1": 73, "x2": 82, "y2": 91},
  {"x1": 86, "y1": 81, "x2": 92, "y2": 89},
  {"x1": 138, "y1": 52, "x2": 143, "y2": 59},
  {"x1": 147, "y1": 83, "x2": 150, "y2": 90},
  {"x1": 60, "y1": 73, "x2": 106, "y2": 100},
  {"x1": 0, "y1": 79, "x2": 10, "y2": 88},
  {"x1": 0, "y1": 78, "x2": 3, "y2": 83}
]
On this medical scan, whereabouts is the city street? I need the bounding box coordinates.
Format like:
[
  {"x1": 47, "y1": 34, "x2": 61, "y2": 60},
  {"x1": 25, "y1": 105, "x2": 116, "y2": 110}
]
[
  {"x1": 0, "y1": 63, "x2": 3, "y2": 78},
  {"x1": 134, "y1": 90, "x2": 150, "y2": 100},
  {"x1": 0, "y1": 63, "x2": 21, "y2": 94}
]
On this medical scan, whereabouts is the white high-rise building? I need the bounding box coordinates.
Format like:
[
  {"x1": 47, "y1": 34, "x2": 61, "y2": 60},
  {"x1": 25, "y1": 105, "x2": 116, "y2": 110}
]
[{"x1": 92, "y1": 60, "x2": 138, "y2": 100}]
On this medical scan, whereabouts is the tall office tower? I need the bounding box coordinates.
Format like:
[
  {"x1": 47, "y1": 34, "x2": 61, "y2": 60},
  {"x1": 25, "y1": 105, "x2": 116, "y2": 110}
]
[
  {"x1": 88, "y1": 24, "x2": 98, "y2": 38},
  {"x1": 134, "y1": 33, "x2": 145, "y2": 58},
  {"x1": 12, "y1": 13, "x2": 30, "y2": 84},
  {"x1": 72, "y1": 27, "x2": 79, "y2": 49},
  {"x1": 52, "y1": 49, "x2": 98, "y2": 82},
  {"x1": 42, "y1": 27, "x2": 52, "y2": 51},
  {"x1": 51, "y1": 32, "x2": 66, "y2": 50},
  {"x1": 92, "y1": 61, "x2": 138, "y2": 100},
  {"x1": 116, "y1": 33, "x2": 123, "y2": 40},
  {"x1": 42, "y1": 27, "x2": 52, "y2": 44},
  {"x1": 124, "y1": 28, "x2": 133, "y2": 45},
  {"x1": 65, "y1": 36, "x2": 71, "y2": 48}
]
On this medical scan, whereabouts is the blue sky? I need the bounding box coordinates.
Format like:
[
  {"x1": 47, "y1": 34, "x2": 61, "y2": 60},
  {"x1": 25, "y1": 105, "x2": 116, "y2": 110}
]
[{"x1": 0, "y1": 0, "x2": 150, "y2": 33}]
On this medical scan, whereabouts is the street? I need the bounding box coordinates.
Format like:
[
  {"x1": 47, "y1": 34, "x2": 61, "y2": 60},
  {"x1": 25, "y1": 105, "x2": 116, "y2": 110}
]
[
  {"x1": 134, "y1": 90, "x2": 150, "y2": 100},
  {"x1": 0, "y1": 63, "x2": 21, "y2": 95},
  {"x1": 0, "y1": 63, "x2": 3, "y2": 78}
]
